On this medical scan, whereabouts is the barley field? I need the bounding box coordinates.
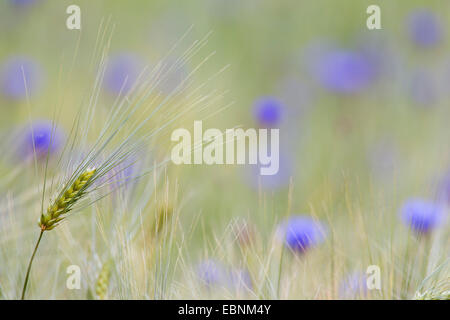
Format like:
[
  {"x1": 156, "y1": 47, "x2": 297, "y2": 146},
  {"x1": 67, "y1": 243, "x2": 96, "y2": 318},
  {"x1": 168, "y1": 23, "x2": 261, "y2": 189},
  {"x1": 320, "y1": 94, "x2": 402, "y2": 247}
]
[{"x1": 0, "y1": 0, "x2": 448, "y2": 300}]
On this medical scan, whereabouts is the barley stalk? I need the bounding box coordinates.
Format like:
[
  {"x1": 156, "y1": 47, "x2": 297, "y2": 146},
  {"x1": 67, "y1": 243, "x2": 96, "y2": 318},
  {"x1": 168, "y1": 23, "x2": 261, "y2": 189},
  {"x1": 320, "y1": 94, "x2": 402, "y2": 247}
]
[
  {"x1": 21, "y1": 168, "x2": 96, "y2": 300},
  {"x1": 95, "y1": 261, "x2": 112, "y2": 300},
  {"x1": 39, "y1": 168, "x2": 96, "y2": 231}
]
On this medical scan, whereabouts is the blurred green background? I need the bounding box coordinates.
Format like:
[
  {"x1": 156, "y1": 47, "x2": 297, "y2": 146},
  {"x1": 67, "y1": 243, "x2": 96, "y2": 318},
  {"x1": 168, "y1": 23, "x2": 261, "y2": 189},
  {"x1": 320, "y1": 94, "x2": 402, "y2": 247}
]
[
  {"x1": 0, "y1": 0, "x2": 449, "y2": 299},
  {"x1": 1, "y1": 0, "x2": 450, "y2": 240}
]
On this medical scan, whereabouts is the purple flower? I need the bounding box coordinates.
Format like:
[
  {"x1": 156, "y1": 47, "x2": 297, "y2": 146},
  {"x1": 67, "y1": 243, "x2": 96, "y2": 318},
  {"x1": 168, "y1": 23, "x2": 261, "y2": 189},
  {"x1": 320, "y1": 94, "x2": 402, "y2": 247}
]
[
  {"x1": 407, "y1": 9, "x2": 443, "y2": 48},
  {"x1": 400, "y1": 199, "x2": 445, "y2": 234},
  {"x1": 229, "y1": 269, "x2": 252, "y2": 292},
  {"x1": 9, "y1": 0, "x2": 38, "y2": 6},
  {"x1": 1, "y1": 57, "x2": 43, "y2": 100},
  {"x1": 112, "y1": 157, "x2": 136, "y2": 183},
  {"x1": 196, "y1": 260, "x2": 226, "y2": 287},
  {"x1": 279, "y1": 216, "x2": 326, "y2": 253},
  {"x1": 338, "y1": 272, "x2": 367, "y2": 299},
  {"x1": 252, "y1": 97, "x2": 285, "y2": 127},
  {"x1": 309, "y1": 49, "x2": 377, "y2": 95},
  {"x1": 104, "y1": 53, "x2": 142, "y2": 95},
  {"x1": 106, "y1": 157, "x2": 139, "y2": 191},
  {"x1": 19, "y1": 120, "x2": 65, "y2": 160}
]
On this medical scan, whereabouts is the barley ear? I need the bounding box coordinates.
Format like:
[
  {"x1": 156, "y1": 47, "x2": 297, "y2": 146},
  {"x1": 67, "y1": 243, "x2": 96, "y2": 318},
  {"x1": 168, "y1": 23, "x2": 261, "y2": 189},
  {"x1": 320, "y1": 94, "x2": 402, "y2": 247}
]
[
  {"x1": 95, "y1": 260, "x2": 112, "y2": 300},
  {"x1": 39, "y1": 168, "x2": 96, "y2": 231}
]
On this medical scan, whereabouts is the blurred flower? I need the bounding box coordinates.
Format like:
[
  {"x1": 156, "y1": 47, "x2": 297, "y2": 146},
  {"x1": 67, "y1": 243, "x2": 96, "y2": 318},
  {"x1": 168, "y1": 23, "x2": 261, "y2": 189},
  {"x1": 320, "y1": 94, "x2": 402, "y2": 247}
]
[
  {"x1": 1, "y1": 57, "x2": 43, "y2": 100},
  {"x1": 252, "y1": 96, "x2": 285, "y2": 127},
  {"x1": 409, "y1": 70, "x2": 438, "y2": 107},
  {"x1": 355, "y1": 31, "x2": 402, "y2": 82},
  {"x1": 196, "y1": 259, "x2": 226, "y2": 287},
  {"x1": 309, "y1": 49, "x2": 377, "y2": 95},
  {"x1": 104, "y1": 53, "x2": 142, "y2": 95},
  {"x1": 9, "y1": 0, "x2": 38, "y2": 7},
  {"x1": 94, "y1": 152, "x2": 145, "y2": 195},
  {"x1": 105, "y1": 157, "x2": 137, "y2": 190},
  {"x1": 278, "y1": 215, "x2": 326, "y2": 253},
  {"x1": 19, "y1": 120, "x2": 65, "y2": 160},
  {"x1": 407, "y1": 9, "x2": 443, "y2": 48},
  {"x1": 400, "y1": 199, "x2": 445, "y2": 234},
  {"x1": 338, "y1": 272, "x2": 367, "y2": 299},
  {"x1": 111, "y1": 158, "x2": 136, "y2": 184},
  {"x1": 229, "y1": 268, "x2": 252, "y2": 292}
]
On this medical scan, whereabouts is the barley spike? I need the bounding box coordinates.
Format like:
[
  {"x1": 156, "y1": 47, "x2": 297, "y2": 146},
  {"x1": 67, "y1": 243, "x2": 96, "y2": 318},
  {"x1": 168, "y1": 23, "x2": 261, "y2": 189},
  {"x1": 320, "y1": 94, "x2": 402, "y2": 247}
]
[{"x1": 39, "y1": 168, "x2": 96, "y2": 231}]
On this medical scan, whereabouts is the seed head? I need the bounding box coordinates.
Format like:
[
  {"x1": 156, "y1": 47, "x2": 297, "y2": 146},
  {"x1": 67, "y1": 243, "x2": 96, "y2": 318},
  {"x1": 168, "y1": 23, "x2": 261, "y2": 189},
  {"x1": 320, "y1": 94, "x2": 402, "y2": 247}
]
[
  {"x1": 39, "y1": 168, "x2": 96, "y2": 231},
  {"x1": 95, "y1": 261, "x2": 111, "y2": 300}
]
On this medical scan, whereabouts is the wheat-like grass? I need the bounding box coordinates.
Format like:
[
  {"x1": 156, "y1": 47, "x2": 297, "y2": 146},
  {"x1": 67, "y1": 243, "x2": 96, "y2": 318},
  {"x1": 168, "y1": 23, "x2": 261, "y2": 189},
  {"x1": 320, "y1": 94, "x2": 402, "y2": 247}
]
[
  {"x1": 21, "y1": 168, "x2": 97, "y2": 299},
  {"x1": 95, "y1": 261, "x2": 112, "y2": 300},
  {"x1": 39, "y1": 168, "x2": 96, "y2": 231}
]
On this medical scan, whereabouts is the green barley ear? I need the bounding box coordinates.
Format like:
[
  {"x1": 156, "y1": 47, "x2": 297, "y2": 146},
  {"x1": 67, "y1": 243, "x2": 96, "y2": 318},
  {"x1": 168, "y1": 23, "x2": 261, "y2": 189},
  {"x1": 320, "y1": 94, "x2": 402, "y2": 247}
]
[
  {"x1": 95, "y1": 261, "x2": 112, "y2": 300},
  {"x1": 39, "y1": 168, "x2": 96, "y2": 231}
]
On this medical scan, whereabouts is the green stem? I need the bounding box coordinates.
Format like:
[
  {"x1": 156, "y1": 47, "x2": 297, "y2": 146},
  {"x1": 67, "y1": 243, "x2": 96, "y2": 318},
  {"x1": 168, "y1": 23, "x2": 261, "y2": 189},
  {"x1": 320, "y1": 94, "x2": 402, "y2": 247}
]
[
  {"x1": 21, "y1": 230, "x2": 44, "y2": 300},
  {"x1": 276, "y1": 245, "x2": 285, "y2": 299}
]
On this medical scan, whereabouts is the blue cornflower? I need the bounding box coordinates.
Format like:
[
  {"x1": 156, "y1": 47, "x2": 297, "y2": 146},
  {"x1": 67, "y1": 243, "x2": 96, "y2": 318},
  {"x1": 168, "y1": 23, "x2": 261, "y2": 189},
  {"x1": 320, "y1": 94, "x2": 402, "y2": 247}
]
[
  {"x1": 338, "y1": 272, "x2": 367, "y2": 299},
  {"x1": 279, "y1": 216, "x2": 326, "y2": 253},
  {"x1": 252, "y1": 97, "x2": 285, "y2": 127},
  {"x1": 407, "y1": 9, "x2": 443, "y2": 48},
  {"x1": 20, "y1": 120, "x2": 65, "y2": 160},
  {"x1": 1, "y1": 57, "x2": 43, "y2": 100},
  {"x1": 310, "y1": 49, "x2": 376, "y2": 95},
  {"x1": 400, "y1": 199, "x2": 445, "y2": 234},
  {"x1": 104, "y1": 53, "x2": 142, "y2": 95},
  {"x1": 196, "y1": 260, "x2": 226, "y2": 287}
]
